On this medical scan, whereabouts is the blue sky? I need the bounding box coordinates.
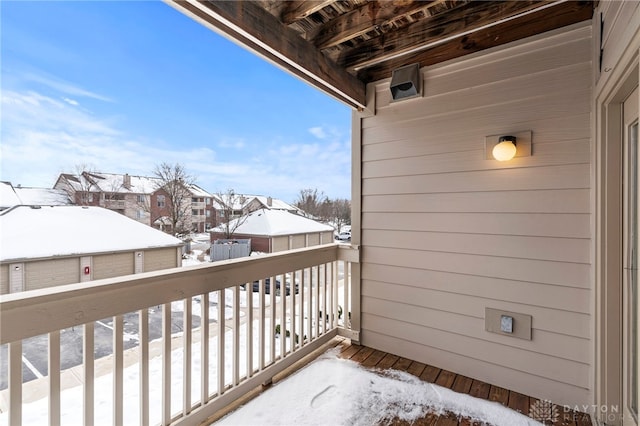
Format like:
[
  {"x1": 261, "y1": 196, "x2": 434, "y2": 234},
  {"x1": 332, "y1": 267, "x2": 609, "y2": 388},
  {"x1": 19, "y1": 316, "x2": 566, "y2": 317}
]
[{"x1": 0, "y1": 1, "x2": 352, "y2": 202}]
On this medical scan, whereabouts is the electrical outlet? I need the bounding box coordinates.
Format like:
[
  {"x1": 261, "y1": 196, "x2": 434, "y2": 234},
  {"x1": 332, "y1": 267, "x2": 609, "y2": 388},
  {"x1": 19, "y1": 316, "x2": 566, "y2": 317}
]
[{"x1": 500, "y1": 315, "x2": 513, "y2": 333}]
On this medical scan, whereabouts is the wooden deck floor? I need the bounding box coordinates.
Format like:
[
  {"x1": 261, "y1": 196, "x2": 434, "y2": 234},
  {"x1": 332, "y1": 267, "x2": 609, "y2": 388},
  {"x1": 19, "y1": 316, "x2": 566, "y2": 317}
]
[
  {"x1": 335, "y1": 339, "x2": 592, "y2": 426},
  {"x1": 209, "y1": 337, "x2": 592, "y2": 425}
]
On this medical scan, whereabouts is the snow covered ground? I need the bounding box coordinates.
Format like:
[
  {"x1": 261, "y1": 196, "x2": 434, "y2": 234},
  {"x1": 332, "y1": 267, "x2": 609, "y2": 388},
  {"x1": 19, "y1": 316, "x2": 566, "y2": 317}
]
[{"x1": 218, "y1": 349, "x2": 543, "y2": 426}]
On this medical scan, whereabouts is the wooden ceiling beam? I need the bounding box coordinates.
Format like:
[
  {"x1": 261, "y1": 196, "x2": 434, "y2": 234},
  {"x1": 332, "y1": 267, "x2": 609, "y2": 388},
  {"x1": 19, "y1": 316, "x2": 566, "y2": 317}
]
[
  {"x1": 310, "y1": 0, "x2": 446, "y2": 50},
  {"x1": 339, "y1": 0, "x2": 559, "y2": 72},
  {"x1": 358, "y1": 0, "x2": 594, "y2": 82},
  {"x1": 168, "y1": 0, "x2": 366, "y2": 108},
  {"x1": 281, "y1": 0, "x2": 337, "y2": 25}
]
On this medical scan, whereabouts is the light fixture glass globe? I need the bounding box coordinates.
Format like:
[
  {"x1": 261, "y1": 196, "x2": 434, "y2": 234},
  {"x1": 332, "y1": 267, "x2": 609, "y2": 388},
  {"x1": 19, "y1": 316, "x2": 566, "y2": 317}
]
[{"x1": 492, "y1": 140, "x2": 517, "y2": 161}]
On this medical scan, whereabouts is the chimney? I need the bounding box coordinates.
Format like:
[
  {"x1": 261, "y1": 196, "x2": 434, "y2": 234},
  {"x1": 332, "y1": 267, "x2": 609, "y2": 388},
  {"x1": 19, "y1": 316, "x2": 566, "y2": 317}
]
[
  {"x1": 267, "y1": 196, "x2": 272, "y2": 207},
  {"x1": 123, "y1": 173, "x2": 131, "y2": 189},
  {"x1": 239, "y1": 195, "x2": 246, "y2": 204}
]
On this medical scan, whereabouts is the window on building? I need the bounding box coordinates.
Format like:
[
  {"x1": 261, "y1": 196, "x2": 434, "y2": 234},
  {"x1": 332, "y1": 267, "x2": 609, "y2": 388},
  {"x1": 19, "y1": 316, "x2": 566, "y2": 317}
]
[
  {"x1": 206, "y1": 198, "x2": 211, "y2": 205},
  {"x1": 192, "y1": 197, "x2": 197, "y2": 203},
  {"x1": 157, "y1": 195, "x2": 165, "y2": 208},
  {"x1": 137, "y1": 194, "x2": 145, "y2": 203},
  {"x1": 136, "y1": 210, "x2": 143, "y2": 219},
  {"x1": 87, "y1": 193, "x2": 94, "y2": 202},
  {"x1": 192, "y1": 209, "x2": 198, "y2": 216},
  {"x1": 206, "y1": 210, "x2": 211, "y2": 217},
  {"x1": 219, "y1": 211, "x2": 225, "y2": 217}
]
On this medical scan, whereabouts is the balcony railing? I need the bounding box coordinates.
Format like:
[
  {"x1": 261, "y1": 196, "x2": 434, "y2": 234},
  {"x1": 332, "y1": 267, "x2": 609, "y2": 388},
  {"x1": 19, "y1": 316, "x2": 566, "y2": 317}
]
[{"x1": 0, "y1": 243, "x2": 359, "y2": 425}]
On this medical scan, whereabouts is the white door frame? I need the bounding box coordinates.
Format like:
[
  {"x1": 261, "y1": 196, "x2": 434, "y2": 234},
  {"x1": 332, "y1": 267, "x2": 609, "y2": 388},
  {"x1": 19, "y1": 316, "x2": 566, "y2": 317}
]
[{"x1": 595, "y1": 48, "x2": 639, "y2": 424}]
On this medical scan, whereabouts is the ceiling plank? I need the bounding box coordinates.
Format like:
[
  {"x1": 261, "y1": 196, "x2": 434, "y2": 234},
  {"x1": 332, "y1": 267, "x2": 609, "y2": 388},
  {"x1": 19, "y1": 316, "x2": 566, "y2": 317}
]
[
  {"x1": 358, "y1": 0, "x2": 594, "y2": 82},
  {"x1": 311, "y1": 0, "x2": 446, "y2": 50},
  {"x1": 281, "y1": 0, "x2": 337, "y2": 25},
  {"x1": 339, "y1": 0, "x2": 560, "y2": 71},
  {"x1": 168, "y1": 0, "x2": 366, "y2": 108}
]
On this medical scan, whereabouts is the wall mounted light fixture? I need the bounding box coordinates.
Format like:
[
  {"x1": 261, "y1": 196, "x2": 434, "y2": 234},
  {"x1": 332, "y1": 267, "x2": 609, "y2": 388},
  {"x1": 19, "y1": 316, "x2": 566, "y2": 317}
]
[
  {"x1": 493, "y1": 136, "x2": 517, "y2": 161},
  {"x1": 485, "y1": 131, "x2": 532, "y2": 161},
  {"x1": 390, "y1": 63, "x2": 421, "y2": 101}
]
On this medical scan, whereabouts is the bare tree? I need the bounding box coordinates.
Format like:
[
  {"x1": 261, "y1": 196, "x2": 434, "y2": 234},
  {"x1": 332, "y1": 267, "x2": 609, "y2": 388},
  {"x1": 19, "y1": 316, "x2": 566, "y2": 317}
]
[
  {"x1": 330, "y1": 198, "x2": 351, "y2": 232},
  {"x1": 152, "y1": 162, "x2": 195, "y2": 235},
  {"x1": 294, "y1": 188, "x2": 329, "y2": 219},
  {"x1": 214, "y1": 189, "x2": 250, "y2": 239}
]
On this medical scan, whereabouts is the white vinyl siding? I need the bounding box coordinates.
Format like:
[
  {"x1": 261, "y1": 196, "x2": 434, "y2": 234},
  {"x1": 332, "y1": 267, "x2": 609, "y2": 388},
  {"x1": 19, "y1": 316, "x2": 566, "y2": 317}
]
[{"x1": 358, "y1": 23, "x2": 592, "y2": 407}]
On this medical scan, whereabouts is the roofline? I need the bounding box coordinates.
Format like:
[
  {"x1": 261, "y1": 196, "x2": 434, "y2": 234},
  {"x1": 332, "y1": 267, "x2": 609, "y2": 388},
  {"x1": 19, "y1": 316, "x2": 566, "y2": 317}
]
[{"x1": 0, "y1": 244, "x2": 184, "y2": 264}]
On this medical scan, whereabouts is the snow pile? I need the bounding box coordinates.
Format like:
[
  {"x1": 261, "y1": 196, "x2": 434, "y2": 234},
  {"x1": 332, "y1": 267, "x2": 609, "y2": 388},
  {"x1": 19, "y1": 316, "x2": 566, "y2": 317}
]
[{"x1": 218, "y1": 350, "x2": 541, "y2": 426}]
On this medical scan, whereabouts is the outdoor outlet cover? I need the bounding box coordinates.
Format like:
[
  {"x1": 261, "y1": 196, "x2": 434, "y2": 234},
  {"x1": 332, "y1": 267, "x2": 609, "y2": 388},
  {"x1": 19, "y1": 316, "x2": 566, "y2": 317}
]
[{"x1": 500, "y1": 315, "x2": 514, "y2": 333}]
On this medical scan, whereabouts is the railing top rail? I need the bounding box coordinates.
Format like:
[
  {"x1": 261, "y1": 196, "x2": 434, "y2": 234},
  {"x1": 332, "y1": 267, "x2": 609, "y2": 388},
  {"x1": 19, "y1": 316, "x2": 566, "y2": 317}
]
[{"x1": 1, "y1": 243, "x2": 357, "y2": 344}]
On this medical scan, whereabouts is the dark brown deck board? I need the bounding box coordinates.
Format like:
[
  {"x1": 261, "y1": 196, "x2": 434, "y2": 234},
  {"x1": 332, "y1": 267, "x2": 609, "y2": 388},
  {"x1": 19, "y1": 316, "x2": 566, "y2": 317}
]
[
  {"x1": 488, "y1": 385, "x2": 510, "y2": 406},
  {"x1": 361, "y1": 349, "x2": 386, "y2": 367},
  {"x1": 507, "y1": 391, "x2": 530, "y2": 415},
  {"x1": 377, "y1": 353, "x2": 400, "y2": 370},
  {"x1": 407, "y1": 361, "x2": 427, "y2": 377},
  {"x1": 468, "y1": 380, "x2": 490, "y2": 399},
  {"x1": 452, "y1": 375, "x2": 473, "y2": 394},
  {"x1": 392, "y1": 357, "x2": 413, "y2": 372},
  {"x1": 350, "y1": 346, "x2": 375, "y2": 363},
  {"x1": 435, "y1": 369, "x2": 456, "y2": 389},
  {"x1": 420, "y1": 365, "x2": 441, "y2": 383}
]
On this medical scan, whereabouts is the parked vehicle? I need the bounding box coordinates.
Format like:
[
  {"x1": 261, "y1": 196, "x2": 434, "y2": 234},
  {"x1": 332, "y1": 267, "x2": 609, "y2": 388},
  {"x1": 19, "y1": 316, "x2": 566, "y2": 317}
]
[
  {"x1": 336, "y1": 231, "x2": 351, "y2": 241},
  {"x1": 241, "y1": 277, "x2": 298, "y2": 296}
]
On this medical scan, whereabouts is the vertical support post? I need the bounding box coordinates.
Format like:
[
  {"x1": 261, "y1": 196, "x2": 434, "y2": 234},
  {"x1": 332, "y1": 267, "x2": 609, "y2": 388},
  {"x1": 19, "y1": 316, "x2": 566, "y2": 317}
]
[
  {"x1": 217, "y1": 289, "x2": 225, "y2": 396},
  {"x1": 183, "y1": 297, "x2": 192, "y2": 415},
  {"x1": 8, "y1": 341, "x2": 22, "y2": 426},
  {"x1": 139, "y1": 309, "x2": 149, "y2": 426},
  {"x1": 201, "y1": 292, "x2": 209, "y2": 404},
  {"x1": 49, "y1": 330, "x2": 61, "y2": 426},
  {"x1": 83, "y1": 322, "x2": 94, "y2": 426},
  {"x1": 233, "y1": 286, "x2": 240, "y2": 386},
  {"x1": 113, "y1": 315, "x2": 123, "y2": 426},
  {"x1": 246, "y1": 281, "x2": 254, "y2": 377},
  {"x1": 162, "y1": 303, "x2": 171, "y2": 425}
]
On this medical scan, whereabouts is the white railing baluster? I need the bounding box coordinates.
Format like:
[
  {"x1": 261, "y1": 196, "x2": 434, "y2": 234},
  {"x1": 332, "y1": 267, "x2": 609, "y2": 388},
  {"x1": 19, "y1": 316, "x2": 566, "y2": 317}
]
[
  {"x1": 270, "y1": 278, "x2": 276, "y2": 363},
  {"x1": 299, "y1": 269, "x2": 305, "y2": 348},
  {"x1": 280, "y1": 274, "x2": 286, "y2": 358},
  {"x1": 315, "y1": 266, "x2": 320, "y2": 339},
  {"x1": 113, "y1": 315, "x2": 124, "y2": 426},
  {"x1": 83, "y1": 322, "x2": 94, "y2": 426},
  {"x1": 184, "y1": 297, "x2": 192, "y2": 415},
  {"x1": 201, "y1": 292, "x2": 209, "y2": 404},
  {"x1": 139, "y1": 308, "x2": 149, "y2": 426},
  {"x1": 307, "y1": 268, "x2": 312, "y2": 343},
  {"x1": 333, "y1": 261, "x2": 338, "y2": 329},
  {"x1": 246, "y1": 281, "x2": 253, "y2": 377},
  {"x1": 49, "y1": 330, "x2": 60, "y2": 426},
  {"x1": 233, "y1": 286, "x2": 240, "y2": 386},
  {"x1": 259, "y1": 280, "x2": 265, "y2": 371},
  {"x1": 8, "y1": 341, "x2": 22, "y2": 426},
  {"x1": 217, "y1": 289, "x2": 225, "y2": 396},
  {"x1": 162, "y1": 303, "x2": 171, "y2": 425},
  {"x1": 322, "y1": 264, "x2": 328, "y2": 335},
  {"x1": 343, "y1": 261, "x2": 350, "y2": 330},
  {"x1": 291, "y1": 270, "x2": 297, "y2": 352}
]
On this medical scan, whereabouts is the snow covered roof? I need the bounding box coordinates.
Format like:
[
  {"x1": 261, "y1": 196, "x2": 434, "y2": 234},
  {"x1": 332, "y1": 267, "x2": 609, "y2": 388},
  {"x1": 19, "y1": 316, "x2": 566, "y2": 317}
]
[
  {"x1": 0, "y1": 182, "x2": 71, "y2": 209},
  {"x1": 251, "y1": 195, "x2": 297, "y2": 211},
  {"x1": 0, "y1": 182, "x2": 21, "y2": 209},
  {"x1": 211, "y1": 209, "x2": 333, "y2": 237},
  {"x1": 0, "y1": 206, "x2": 183, "y2": 262},
  {"x1": 57, "y1": 172, "x2": 212, "y2": 197}
]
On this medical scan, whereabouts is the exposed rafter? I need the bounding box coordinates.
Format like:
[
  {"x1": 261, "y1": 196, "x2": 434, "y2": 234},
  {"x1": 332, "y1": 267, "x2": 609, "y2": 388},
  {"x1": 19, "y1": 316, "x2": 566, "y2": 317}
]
[
  {"x1": 310, "y1": 0, "x2": 447, "y2": 50},
  {"x1": 281, "y1": 0, "x2": 337, "y2": 25},
  {"x1": 338, "y1": 0, "x2": 557, "y2": 72},
  {"x1": 358, "y1": 0, "x2": 594, "y2": 82}
]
